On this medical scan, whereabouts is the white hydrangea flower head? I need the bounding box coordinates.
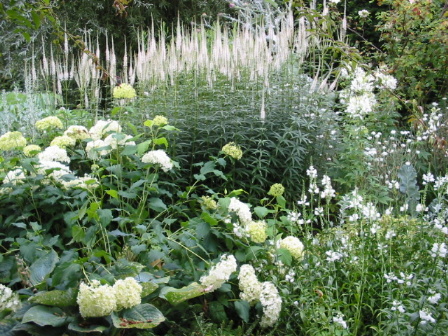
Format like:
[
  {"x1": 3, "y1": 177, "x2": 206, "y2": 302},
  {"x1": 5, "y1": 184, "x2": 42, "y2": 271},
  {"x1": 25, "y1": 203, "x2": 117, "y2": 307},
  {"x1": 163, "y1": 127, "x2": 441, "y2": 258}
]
[
  {"x1": 77, "y1": 280, "x2": 117, "y2": 318},
  {"x1": 37, "y1": 160, "x2": 71, "y2": 183},
  {"x1": 64, "y1": 125, "x2": 90, "y2": 140},
  {"x1": 0, "y1": 284, "x2": 21, "y2": 312},
  {"x1": 278, "y1": 236, "x2": 305, "y2": 260},
  {"x1": 50, "y1": 135, "x2": 76, "y2": 149},
  {"x1": 104, "y1": 133, "x2": 135, "y2": 149},
  {"x1": 113, "y1": 277, "x2": 142, "y2": 310},
  {"x1": 38, "y1": 146, "x2": 70, "y2": 163},
  {"x1": 141, "y1": 150, "x2": 174, "y2": 172},
  {"x1": 199, "y1": 254, "x2": 237, "y2": 292},
  {"x1": 85, "y1": 140, "x2": 111, "y2": 160},
  {"x1": 3, "y1": 168, "x2": 26, "y2": 185},
  {"x1": 259, "y1": 281, "x2": 282, "y2": 328},
  {"x1": 113, "y1": 83, "x2": 137, "y2": 99},
  {"x1": 61, "y1": 174, "x2": 99, "y2": 190},
  {"x1": 238, "y1": 264, "x2": 262, "y2": 304},
  {"x1": 89, "y1": 120, "x2": 122, "y2": 140},
  {"x1": 228, "y1": 197, "x2": 252, "y2": 225}
]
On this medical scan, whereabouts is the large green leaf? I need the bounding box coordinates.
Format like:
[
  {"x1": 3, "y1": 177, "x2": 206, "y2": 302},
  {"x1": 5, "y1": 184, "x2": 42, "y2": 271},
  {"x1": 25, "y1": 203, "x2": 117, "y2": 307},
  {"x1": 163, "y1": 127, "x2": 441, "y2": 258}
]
[
  {"x1": 0, "y1": 319, "x2": 17, "y2": 336},
  {"x1": 160, "y1": 282, "x2": 205, "y2": 305},
  {"x1": 22, "y1": 305, "x2": 69, "y2": 327},
  {"x1": 68, "y1": 318, "x2": 109, "y2": 333},
  {"x1": 29, "y1": 249, "x2": 59, "y2": 286},
  {"x1": 111, "y1": 304, "x2": 165, "y2": 329},
  {"x1": 29, "y1": 288, "x2": 77, "y2": 307},
  {"x1": 234, "y1": 300, "x2": 250, "y2": 323}
]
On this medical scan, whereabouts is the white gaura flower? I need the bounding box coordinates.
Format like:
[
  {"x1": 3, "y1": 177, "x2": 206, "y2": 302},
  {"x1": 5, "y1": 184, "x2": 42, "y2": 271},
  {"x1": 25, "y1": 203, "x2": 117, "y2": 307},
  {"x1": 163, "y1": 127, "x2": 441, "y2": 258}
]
[{"x1": 199, "y1": 254, "x2": 237, "y2": 292}]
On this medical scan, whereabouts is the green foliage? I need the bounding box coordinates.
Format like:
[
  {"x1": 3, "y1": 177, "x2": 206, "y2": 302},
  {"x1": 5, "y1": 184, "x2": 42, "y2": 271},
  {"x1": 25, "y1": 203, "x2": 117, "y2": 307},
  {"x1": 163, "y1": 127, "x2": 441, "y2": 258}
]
[{"x1": 376, "y1": 0, "x2": 448, "y2": 106}]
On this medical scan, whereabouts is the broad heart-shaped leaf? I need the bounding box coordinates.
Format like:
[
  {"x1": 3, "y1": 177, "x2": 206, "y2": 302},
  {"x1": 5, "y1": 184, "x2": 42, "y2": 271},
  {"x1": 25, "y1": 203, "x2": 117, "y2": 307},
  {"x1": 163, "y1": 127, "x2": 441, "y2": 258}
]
[
  {"x1": 0, "y1": 318, "x2": 17, "y2": 336},
  {"x1": 22, "y1": 305, "x2": 69, "y2": 327},
  {"x1": 111, "y1": 304, "x2": 165, "y2": 329},
  {"x1": 159, "y1": 282, "x2": 205, "y2": 305},
  {"x1": 68, "y1": 318, "x2": 109, "y2": 333},
  {"x1": 29, "y1": 288, "x2": 77, "y2": 307},
  {"x1": 234, "y1": 300, "x2": 250, "y2": 323},
  {"x1": 29, "y1": 249, "x2": 59, "y2": 286}
]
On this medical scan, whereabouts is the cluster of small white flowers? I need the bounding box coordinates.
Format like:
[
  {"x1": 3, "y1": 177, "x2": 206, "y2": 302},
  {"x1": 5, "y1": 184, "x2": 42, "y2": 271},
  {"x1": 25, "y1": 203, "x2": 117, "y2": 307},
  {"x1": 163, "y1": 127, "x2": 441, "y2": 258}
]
[
  {"x1": 434, "y1": 175, "x2": 448, "y2": 190},
  {"x1": 358, "y1": 9, "x2": 370, "y2": 18},
  {"x1": 285, "y1": 269, "x2": 295, "y2": 283},
  {"x1": 391, "y1": 300, "x2": 405, "y2": 313},
  {"x1": 37, "y1": 161, "x2": 71, "y2": 182},
  {"x1": 339, "y1": 66, "x2": 397, "y2": 119},
  {"x1": 419, "y1": 309, "x2": 436, "y2": 325},
  {"x1": 38, "y1": 146, "x2": 70, "y2": 163},
  {"x1": 238, "y1": 264, "x2": 262, "y2": 304},
  {"x1": 3, "y1": 168, "x2": 26, "y2": 185},
  {"x1": 361, "y1": 202, "x2": 381, "y2": 221},
  {"x1": 89, "y1": 120, "x2": 122, "y2": 140},
  {"x1": 320, "y1": 175, "x2": 335, "y2": 199},
  {"x1": 85, "y1": 139, "x2": 111, "y2": 160},
  {"x1": 259, "y1": 281, "x2": 282, "y2": 328},
  {"x1": 374, "y1": 70, "x2": 398, "y2": 90},
  {"x1": 113, "y1": 277, "x2": 143, "y2": 310},
  {"x1": 278, "y1": 236, "x2": 305, "y2": 260},
  {"x1": 0, "y1": 284, "x2": 21, "y2": 312},
  {"x1": 345, "y1": 93, "x2": 377, "y2": 118},
  {"x1": 314, "y1": 207, "x2": 324, "y2": 216},
  {"x1": 422, "y1": 172, "x2": 435, "y2": 185},
  {"x1": 297, "y1": 194, "x2": 310, "y2": 206},
  {"x1": 64, "y1": 125, "x2": 90, "y2": 140},
  {"x1": 228, "y1": 197, "x2": 252, "y2": 225},
  {"x1": 77, "y1": 278, "x2": 142, "y2": 318},
  {"x1": 326, "y1": 250, "x2": 344, "y2": 262},
  {"x1": 287, "y1": 211, "x2": 304, "y2": 225},
  {"x1": 61, "y1": 174, "x2": 100, "y2": 190},
  {"x1": 427, "y1": 291, "x2": 442, "y2": 304},
  {"x1": 306, "y1": 165, "x2": 318, "y2": 179},
  {"x1": 333, "y1": 313, "x2": 348, "y2": 329},
  {"x1": 141, "y1": 149, "x2": 174, "y2": 172},
  {"x1": 200, "y1": 254, "x2": 237, "y2": 292},
  {"x1": 104, "y1": 133, "x2": 135, "y2": 149},
  {"x1": 384, "y1": 272, "x2": 414, "y2": 286},
  {"x1": 77, "y1": 280, "x2": 117, "y2": 318},
  {"x1": 430, "y1": 242, "x2": 447, "y2": 258}
]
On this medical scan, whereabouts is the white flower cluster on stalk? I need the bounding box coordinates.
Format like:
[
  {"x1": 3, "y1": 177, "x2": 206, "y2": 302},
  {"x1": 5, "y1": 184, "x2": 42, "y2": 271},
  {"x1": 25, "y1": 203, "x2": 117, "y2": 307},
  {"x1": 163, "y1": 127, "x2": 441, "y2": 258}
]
[
  {"x1": 199, "y1": 254, "x2": 237, "y2": 292},
  {"x1": 339, "y1": 66, "x2": 397, "y2": 119}
]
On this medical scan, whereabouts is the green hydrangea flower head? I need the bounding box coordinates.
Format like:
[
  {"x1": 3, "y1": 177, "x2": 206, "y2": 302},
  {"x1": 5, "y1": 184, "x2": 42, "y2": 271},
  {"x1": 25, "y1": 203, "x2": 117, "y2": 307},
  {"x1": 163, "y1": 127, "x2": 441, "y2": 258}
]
[
  {"x1": 222, "y1": 142, "x2": 242, "y2": 160},
  {"x1": 35, "y1": 116, "x2": 63, "y2": 131},
  {"x1": 113, "y1": 83, "x2": 137, "y2": 99},
  {"x1": 268, "y1": 183, "x2": 285, "y2": 197},
  {"x1": 0, "y1": 131, "x2": 27, "y2": 150}
]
